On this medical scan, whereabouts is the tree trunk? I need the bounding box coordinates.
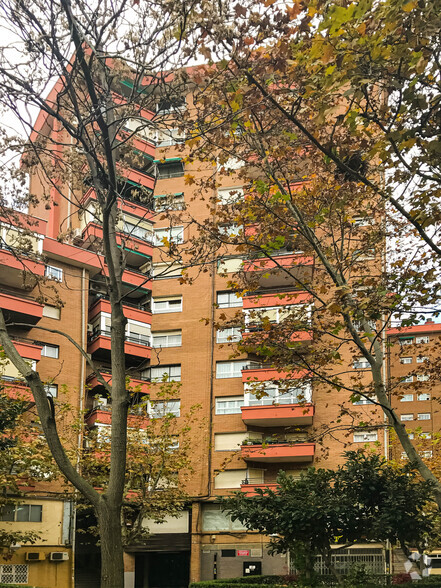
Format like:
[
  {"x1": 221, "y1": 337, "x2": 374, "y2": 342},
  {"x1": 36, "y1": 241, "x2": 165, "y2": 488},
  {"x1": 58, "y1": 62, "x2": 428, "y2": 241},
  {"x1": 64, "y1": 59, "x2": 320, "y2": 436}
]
[{"x1": 97, "y1": 501, "x2": 125, "y2": 588}]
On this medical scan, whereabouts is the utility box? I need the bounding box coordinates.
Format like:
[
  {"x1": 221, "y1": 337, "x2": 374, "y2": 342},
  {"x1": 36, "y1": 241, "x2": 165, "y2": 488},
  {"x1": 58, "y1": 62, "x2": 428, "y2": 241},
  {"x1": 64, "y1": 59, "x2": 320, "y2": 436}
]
[{"x1": 243, "y1": 562, "x2": 262, "y2": 576}]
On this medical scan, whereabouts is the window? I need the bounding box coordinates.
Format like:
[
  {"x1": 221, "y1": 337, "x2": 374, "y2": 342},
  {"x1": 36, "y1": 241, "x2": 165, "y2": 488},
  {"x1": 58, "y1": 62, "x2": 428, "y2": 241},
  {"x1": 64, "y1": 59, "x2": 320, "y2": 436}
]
[
  {"x1": 418, "y1": 413, "x2": 431, "y2": 420},
  {"x1": 152, "y1": 331, "x2": 182, "y2": 348},
  {"x1": 353, "y1": 432, "x2": 378, "y2": 443},
  {"x1": 153, "y1": 262, "x2": 184, "y2": 279},
  {"x1": 157, "y1": 160, "x2": 184, "y2": 179},
  {"x1": 353, "y1": 216, "x2": 372, "y2": 227},
  {"x1": 218, "y1": 224, "x2": 242, "y2": 237},
  {"x1": 149, "y1": 400, "x2": 180, "y2": 418},
  {"x1": 216, "y1": 361, "x2": 250, "y2": 379},
  {"x1": 399, "y1": 337, "x2": 414, "y2": 345},
  {"x1": 45, "y1": 265, "x2": 63, "y2": 281},
  {"x1": 214, "y1": 469, "x2": 247, "y2": 489},
  {"x1": 44, "y1": 384, "x2": 58, "y2": 398},
  {"x1": 418, "y1": 393, "x2": 431, "y2": 401},
  {"x1": 400, "y1": 394, "x2": 414, "y2": 402},
  {"x1": 122, "y1": 221, "x2": 154, "y2": 242},
  {"x1": 152, "y1": 296, "x2": 182, "y2": 313},
  {"x1": 43, "y1": 305, "x2": 60, "y2": 319},
  {"x1": 353, "y1": 395, "x2": 376, "y2": 405},
  {"x1": 400, "y1": 357, "x2": 412, "y2": 364},
  {"x1": 154, "y1": 193, "x2": 185, "y2": 211},
  {"x1": 216, "y1": 327, "x2": 241, "y2": 343},
  {"x1": 150, "y1": 365, "x2": 181, "y2": 382},
  {"x1": 421, "y1": 450, "x2": 433, "y2": 458},
  {"x1": 41, "y1": 344, "x2": 59, "y2": 359},
  {"x1": 420, "y1": 432, "x2": 432, "y2": 439},
  {"x1": 154, "y1": 226, "x2": 184, "y2": 245},
  {"x1": 416, "y1": 336, "x2": 430, "y2": 344},
  {"x1": 155, "y1": 128, "x2": 184, "y2": 146},
  {"x1": 215, "y1": 396, "x2": 244, "y2": 415},
  {"x1": 416, "y1": 374, "x2": 429, "y2": 381},
  {"x1": 0, "y1": 564, "x2": 29, "y2": 584},
  {"x1": 353, "y1": 357, "x2": 370, "y2": 369},
  {"x1": 156, "y1": 97, "x2": 185, "y2": 115},
  {"x1": 400, "y1": 414, "x2": 413, "y2": 421},
  {"x1": 214, "y1": 433, "x2": 247, "y2": 451},
  {"x1": 246, "y1": 385, "x2": 310, "y2": 406},
  {"x1": 217, "y1": 186, "x2": 244, "y2": 205},
  {"x1": 216, "y1": 291, "x2": 242, "y2": 308},
  {"x1": 0, "y1": 504, "x2": 42, "y2": 522},
  {"x1": 417, "y1": 356, "x2": 429, "y2": 363},
  {"x1": 202, "y1": 504, "x2": 247, "y2": 531},
  {"x1": 401, "y1": 375, "x2": 413, "y2": 383}
]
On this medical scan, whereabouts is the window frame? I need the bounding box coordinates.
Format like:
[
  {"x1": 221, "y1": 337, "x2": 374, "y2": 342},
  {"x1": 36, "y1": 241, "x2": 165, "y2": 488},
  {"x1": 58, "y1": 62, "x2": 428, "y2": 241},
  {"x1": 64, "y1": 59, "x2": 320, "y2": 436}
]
[
  {"x1": 216, "y1": 327, "x2": 241, "y2": 344},
  {"x1": 215, "y1": 396, "x2": 244, "y2": 415},
  {"x1": 152, "y1": 296, "x2": 182, "y2": 314},
  {"x1": 152, "y1": 331, "x2": 182, "y2": 348},
  {"x1": 45, "y1": 265, "x2": 63, "y2": 282},
  {"x1": 216, "y1": 291, "x2": 242, "y2": 308},
  {"x1": 41, "y1": 344, "x2": 59, "y2": 359},
  {"x1": 150, "y1": 365, "x2": 181, "y2": 383}
]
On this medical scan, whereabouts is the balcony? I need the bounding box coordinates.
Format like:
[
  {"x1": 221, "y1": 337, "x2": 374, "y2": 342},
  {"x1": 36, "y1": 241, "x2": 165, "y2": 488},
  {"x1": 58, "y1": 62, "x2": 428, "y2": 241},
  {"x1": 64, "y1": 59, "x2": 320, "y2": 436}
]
[
  {"x1": 240, "y1": 481, "x2": 279, "y2": 496},
  {"x1": 87, "y1": 329, "x2": 151, "y2": 364},
  {"x1": 241, "y1": 403, "x2": 314, "y2": 427},
  {"x1": 86, "y1": 370, "x2": 150, "y2": 395},
  {"x1": 0, "y1": 289, "x2": 44, "y2": 325},
  {"x1": 242, "y1": 367, "x2": 308, "y2": 383},
  {"x1": 0, "y1": 379, "x2": 33, "y2": 402},
  {"x1": 81, "y1": 187, "x2": 154, "y2": 219},
  {"x1": 82, "y1": 222, "x2": 153, "y2": 267},
  {"x1": 243, "y1": 254, "x2": 314, "y2": 289},
  {"x1": 11, "y1": 338, "x2": 43, "y2": 361},
  {"x1": 241, "y1": 442, "x2": 315, "y2": 463},
  {"x1": 88, "y1": 298, "x2": 152, "y2": 325},
  {"x1": 243, "y1": 290, "x2": 311, "y2": 309},
  {"x1": 85, "y1": 405, "x2": 149, "y2": 428}
]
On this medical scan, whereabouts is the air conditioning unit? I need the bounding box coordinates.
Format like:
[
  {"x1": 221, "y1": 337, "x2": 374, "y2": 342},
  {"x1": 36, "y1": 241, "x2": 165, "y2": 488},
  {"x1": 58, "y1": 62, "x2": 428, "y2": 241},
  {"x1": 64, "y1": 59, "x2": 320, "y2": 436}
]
[
  {"x1": 50, "y1": 551, "x2": 69, "y2": 561},
  {"x1": 93, "y1": 397, "x2": 108, "y2": 409},
  {"x1": 26, "y1": 551, "x2": 45, "y2": 561},
  {"x1": 87, "y1": 323, "x2": 94, "y2": 333}
]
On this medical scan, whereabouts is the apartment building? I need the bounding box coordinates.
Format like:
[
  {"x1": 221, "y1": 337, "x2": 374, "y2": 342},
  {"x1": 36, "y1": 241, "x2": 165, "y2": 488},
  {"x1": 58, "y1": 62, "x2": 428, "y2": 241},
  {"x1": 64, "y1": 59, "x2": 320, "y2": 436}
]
[{"x1": 0, "y1": 84, "x2": 411, "y2": 587}]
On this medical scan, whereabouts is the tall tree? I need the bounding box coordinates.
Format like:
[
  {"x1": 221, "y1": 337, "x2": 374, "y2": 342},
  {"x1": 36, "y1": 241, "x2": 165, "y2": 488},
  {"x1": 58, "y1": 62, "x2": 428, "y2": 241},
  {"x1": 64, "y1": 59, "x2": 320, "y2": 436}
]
[
  {"x1": 164, "y1": 0, "x2": 441, "y2": 505},
  {"x1": 0, "y1": 0, "x2": 197, "y2": 585}
]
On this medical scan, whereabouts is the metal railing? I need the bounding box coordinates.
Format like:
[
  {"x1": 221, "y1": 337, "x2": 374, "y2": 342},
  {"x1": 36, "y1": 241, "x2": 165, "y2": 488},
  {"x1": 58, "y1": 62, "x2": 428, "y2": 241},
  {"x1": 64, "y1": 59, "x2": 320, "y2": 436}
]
[{"x1": 89, "y1": 329, "x2": 151, "y2": 347}]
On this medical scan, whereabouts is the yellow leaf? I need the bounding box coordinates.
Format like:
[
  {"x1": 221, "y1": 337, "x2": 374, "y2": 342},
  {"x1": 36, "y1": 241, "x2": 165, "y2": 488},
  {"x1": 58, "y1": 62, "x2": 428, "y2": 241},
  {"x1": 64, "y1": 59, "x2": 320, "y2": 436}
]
[{"x1": 403, "y1": 1, "x2": 416, "y2": 11}]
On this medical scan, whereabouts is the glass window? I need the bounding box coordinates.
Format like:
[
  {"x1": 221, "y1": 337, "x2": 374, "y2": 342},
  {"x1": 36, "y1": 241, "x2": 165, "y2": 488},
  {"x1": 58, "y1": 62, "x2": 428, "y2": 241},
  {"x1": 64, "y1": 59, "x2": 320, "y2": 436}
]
[
  {"x1": 152, "y1": 331, "x2": 182, "y2": 348},
  {"x1": 401, "y1": 376, "x2": 413, "y2": 383},
  {"x1": 150, "y1": 365, "x2": 181, "y2": 382},
  {"x1": 416, "y1": 336, "x2": 430, "y2": 344},
  {"x1": 202, "y1": 504, "x2": 247, "y2": 531},
  {"x1": 400, "y1": 357, "x2": 412, "y2": 364},
  {"x1": 399, "y1": 337, "x2": 414, "y2": 345},
  {"x1": 400, "y1": 414, "x2": 413, "y2": 421},
  {"x1": 353, "y1": 432, "x2": 378, "y2": 443},
  {"x1": 217, "y1": 187, "x2": 244, "y2": 205},
  {"x1": 41, "y1": 344, "x2": 59, "y2": 359},
  {"x1": 44, "y1": 384, "x2": 58, "y2": 398},
  {"x1": 421, "y1": 450, "x2": 433, "y2": 458},
  {"x1": 152, "y1": 297, "x2": 182, "y2": 313},
  {"x1": 1, "y1": 504, "x2": 42, "y2": 522},
  {"x1": 149, "y1": 400, "x2": 180, "y2": 418},
  {"x1": 45, "y1": 265, "x2": 63, "y2": 281},
  {"x1": 216, "y1": 361, "x2": 249, "y2": 379},
  {"x1": 353, "y1": 358, "x2": 370, "y2": 369},
  {"x1": 418, "y1": 393, "x2": 430, "y2": 401},
  {"x1": 400, "y1": 394, "x2": 413, "y2": 402},
  {"x1": 157, "y1": 161, "x2": 184, "y2": 179},
  {"x1": 43, "y1": 305, "x2": 60, "y2": 319},
  {"x1": 0, "y1": 564, "x2": 29, "y2": 584},
  {"x1": 216, "y1": 327, "x2": 241, "y2": 343},
  {"x1": 154, "y1": 193, "x2": 185, "y2": 211},
  {"x1": 216, "y1": 291, "x2": 242, "y2": 308},
  {"x1": 154, "y1": 226, "x2": 184, "y2": 245},
  {"x1": 215, "y1": 396, "x2": 244, "y2": 415},
  {"x1": 417, "y1": 356, "x2": 429, "y2": 363},
  {"x1": 418, "y1": 413, "x2": 431, "y2": 420},
  {"x1": 416, "y1": 374, "x2": 429, "y2": 381}
]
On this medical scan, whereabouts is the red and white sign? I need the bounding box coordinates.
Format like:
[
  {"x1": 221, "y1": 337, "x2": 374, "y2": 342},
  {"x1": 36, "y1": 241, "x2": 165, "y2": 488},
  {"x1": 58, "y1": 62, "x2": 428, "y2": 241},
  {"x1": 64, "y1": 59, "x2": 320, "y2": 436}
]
[{"x1": 236, "y1": 550, "x2": 250, "y2": 557}]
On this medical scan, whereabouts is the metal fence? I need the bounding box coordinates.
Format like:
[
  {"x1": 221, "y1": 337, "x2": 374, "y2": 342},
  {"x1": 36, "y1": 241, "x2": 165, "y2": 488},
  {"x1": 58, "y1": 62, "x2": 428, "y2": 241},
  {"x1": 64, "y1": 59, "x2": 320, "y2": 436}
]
[{"x1": 290, "y1": 548, "x2": 385, "y2": 576}]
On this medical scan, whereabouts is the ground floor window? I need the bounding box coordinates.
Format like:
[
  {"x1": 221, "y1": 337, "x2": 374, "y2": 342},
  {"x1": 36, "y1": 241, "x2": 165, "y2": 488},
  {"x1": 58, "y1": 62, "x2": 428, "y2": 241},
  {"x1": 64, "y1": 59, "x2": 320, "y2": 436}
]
[{"x1": 0, "y1": 564, "x2": 29, "y2": 584}]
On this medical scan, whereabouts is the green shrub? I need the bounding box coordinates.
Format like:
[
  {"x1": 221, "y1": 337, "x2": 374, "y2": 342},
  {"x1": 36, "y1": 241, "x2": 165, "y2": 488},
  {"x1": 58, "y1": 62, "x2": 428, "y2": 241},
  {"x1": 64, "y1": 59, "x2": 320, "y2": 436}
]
[{"x1": 189, "y1": 583, "x2": 286, "y2": 588}]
